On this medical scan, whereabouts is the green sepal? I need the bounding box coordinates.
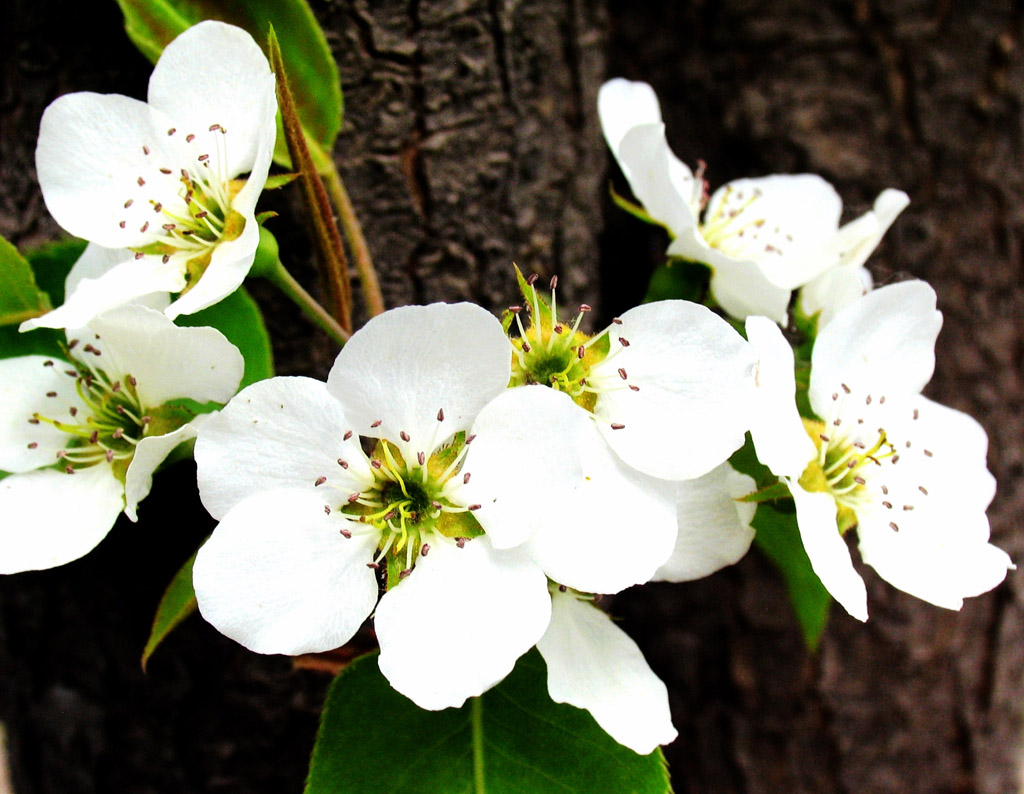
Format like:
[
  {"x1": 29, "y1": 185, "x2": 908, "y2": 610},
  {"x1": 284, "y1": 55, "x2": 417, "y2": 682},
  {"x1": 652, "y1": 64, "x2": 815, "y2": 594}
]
[
  {"x1": 738, "y1": 481, "x2": 793, "y2": 503},
  {"x1": 304, "y1": 650, "x2": 673, "y2": 794},
  {"x1": 0, "y1": 233, "x2": 52, "y2": 327},
  {"x1": 753, "y1": 502, "x2": 831, "y2": 651},
  {"x1": 514, "y1": 264, "x2": 553, "y2": 329},
  {"x1": 263, "y1": 172, "x2": 300, "y2": 190},
  {"x1": 609, "y1": 184, "x2": 662, "y2": 228},
  {"x1": 141, "y1": 547, "x2": 200, "y2": 671},
  {"x1": 247, "y1": 225, "x2": 281, "y2": 279}
]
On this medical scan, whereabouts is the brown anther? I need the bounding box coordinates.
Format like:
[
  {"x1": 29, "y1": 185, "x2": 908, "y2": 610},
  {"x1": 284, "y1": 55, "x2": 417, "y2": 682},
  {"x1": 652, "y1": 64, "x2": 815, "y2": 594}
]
[
  {"x1": 879, "y1": 396, "x2": 886, "y2": 404},
  {"x1": 889, "y1": 522, "x2": 900, "y2": 532},
  {"x1": 466, "y1": 434, "x2": 477, "y2": 444},
  {"x1": 137, "y1": 177, "x2": 146, "y2": 186},
  {"x1": 347, "y1": 493, "x2": 361, "y2": 503},
  {"x1": 918, "y1": 486, "x2": 928, "y2": 495},
  {"x1": 913, "y1": 409, "x2": 920, "y2": 420},
  {"x1": 69, "y1": 407, "x2": 78, "y2": 417},
  {"x1": 610, "y1": 423, "x2": 626, "y2": 430},
  {"x1": 577, "y1": 346, "x2": 585, "y2": 360},
  {"x1": 618, "y1": 337, "x2": 630, "y2": 347},
  {"x1": 903, "y1": 505, "x2": 914, "y2": 511},
  {"x1": 105, "y1": 450, "x2": 115, "y2": 462},
  {"x1": 820, "y1": 433, "x2": 830, "y2": 442},
  {"x1": 558, "y1": 584, "x2": 568, "y2": 592},
  {"x1": 127, "y1": 375, "x2": 137, "y2": 387},
  {"x1": 143, "y1": 145, "x2": 150, "y2": 155},
  {"x1": 324, "y1": 505, "x2": 332, "y2": 515},
  {"x1": 195, "y1": 210, "x2": 208, "y2": 219},
  {"x1": 65, "y1": 465, "x2": 75, "y2": 474},
  {"x1": 153, "y1": 202, "x2": 162, "y2": 213},
  {"x1": 421, "y1": 544, "x2": 431, "y2": 557},
  {"x1": 522, "y1": 341, "x2": 531, "y2": 353},
  {"x1": 468, "y1": 504, "x2": 481, "y2": 511},
  {"x1": 832, "y1": 392, "x2": 839, "y2": 401},
  {"x1": 209, "y1": 124, "x2": 221, "y2": 132},
  {"x1": 618, "y1": 367, "x2": 628, "y2": 380},
  {"x1": 124, "y1": 199, "x2": 134, "y2": 209},
  {"x1": 508, "y1": 305, "x2": 522, "y2": 313},
  {"x1": 28, "y1": 418, "x2": 40, "y2": 425},
  {"x1": 112, "y1": 428, "x2": 124, "y2": 439},
  {"x1": 526, "y1": 273, "x2": 539, "y2": 285},
  {"x1": 629, "y1": 384, "x2": 640, "y2": 391},
  {"x1": 43, "y1": 360, "x2": 55, "y2": 366},
  {"x1": 579, "y1": 304, "x2": 592, "y2": 313},
  {"x1": 366, "y1": 562, "x2": 379, "y2": 570},
  {"x1": 882, "y1": 501, "x2": 892, "y2": 509},
  {"x1": 612, "y1": 317, "x2": 623, "y2": 325},
  {"x1": 46, "y1": 391, "x2": 57, "y2": 398},
  {"x1": 456, "y1": 537, "x2": 467, "y2": 548},
  {"x1": 314, "y1": 476, "x2": 327, "y2": 487},
  {"x1": 162, "y1": 223, "x2": 176, "y2": 231},
  {"x1": 841, "y1": 383, "x2": 851, "y2": 394},
  {"x1": 167, "y1": 128, "x2": 176, "y2": 135},
  {"x1": 370, "y1": 420, "x2": 382, "y2": 428},
  {"x1": 160, "y1": 168, "x2": 172, "y2": 175},
  {"x1": 923, "y1": 449, "x2": 933, "y2": 458},
  {"x1": 337, "y1": 459, "x2": 348, "y2": 469},
  {"x1": 141, "y1": 416, "x2": 151, "y2": 424},
  {"x1": 463, "y1": 472, "x2": 471, "y2": 484},
  {"x1": 186, "y1": 133, "x2": 196, "y2": 143},
  {"x1": 437, "y1": 408, "x2": 445, "y2": 421},
  {"x1": 833, "y1": 419, "x2": 842, "y2": 426},
  {"x1": 400, "y1": 431, "x2": 410, "y2": 442},
  {"x1": 399, "y1": 568, "x2": 412, "y2": 579},
  {"x1": 343, "y1": 430, "x2": 353, "y2": 441},
  {"x1": 119, "y1": 221, "x2": 126, "y2": 229},
  {"x1": 865, "y1": 395, "x2": 873, "y2": 405},
  {"x1": 881, "y1": 485, "x2": 889, "y2": 494},
  {"x1": 135, "y1": 252, "x2": 145, "y2": 260},
  {"x1": 417, "y1": 452, "x2": 426, "y2": 465},
  {"x1": 198, "y1": 153, "x2": 210, "y2": 162},
  {"x1": 140, "y1": 221, "x2": 150, "y2": 232},
  {"x1": 854, "y1": 476, "x2": 866, "y2": 485},
  {"x1": 892, "y1": 454, "x2": 901, "y2": 463},
  {"x1": 371, "y1": 460, "x2": 382, "y2": 469},
  {"x1": 26, "y1": 442, "x2": 37, "y2": 449},
  {"x1": 549, "y1": 275, "x2": 558, "y2": 289},
  {"x1": 56, "y1": 450, "x2": 66, "y2": 459},
  {"x1": 162, "y1": 254, "x2": 170, "y2": 264},
  {"x1": 553, "y1": 324, "x2": 563, "y2": 334}
]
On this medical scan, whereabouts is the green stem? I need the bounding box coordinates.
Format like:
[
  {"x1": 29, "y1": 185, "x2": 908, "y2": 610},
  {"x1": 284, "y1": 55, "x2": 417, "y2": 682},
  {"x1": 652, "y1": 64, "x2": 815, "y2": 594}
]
[
  {"x1": 321, "y1": 163, "x2": 386, "y2": 318},
  {"x1": 264, "y1": 258, "x2": 350, "y2": 347},
  {"x1": 471, "y1": 696, "x2": 486, "y2": 794}
]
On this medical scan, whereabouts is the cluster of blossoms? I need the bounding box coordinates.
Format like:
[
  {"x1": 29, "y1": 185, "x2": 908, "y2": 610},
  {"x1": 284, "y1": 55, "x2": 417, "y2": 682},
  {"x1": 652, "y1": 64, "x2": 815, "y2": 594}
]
[{"x1": 1, "y1": 20, "x2": 1012, "y2": 763}]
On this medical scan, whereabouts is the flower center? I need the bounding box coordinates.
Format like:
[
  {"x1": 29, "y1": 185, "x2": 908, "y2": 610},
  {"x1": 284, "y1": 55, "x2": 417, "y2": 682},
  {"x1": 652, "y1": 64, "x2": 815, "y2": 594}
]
[
  {"x1": 119, "y1": 124, "x2": 247, "y2": 286},
  {"x1": 699, "y1": 184, "x2": 792, "y2": 261},
  {"x1": 321, "y1": 432, "x2": 484, "y2": 585},
  {"x1": 797, "y1": 383, "x2": 931, "y2": 535},
  {"x1": 28, "y1": 348, "x2": 151, "y2": 479},
  {"x1": 507, "y1": 273, "x2": 632, "y2": 413}
]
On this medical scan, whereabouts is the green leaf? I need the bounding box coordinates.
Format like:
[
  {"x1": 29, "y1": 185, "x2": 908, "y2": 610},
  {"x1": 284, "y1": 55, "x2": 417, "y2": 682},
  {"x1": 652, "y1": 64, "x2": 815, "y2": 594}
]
[
  {"x1": 305, "y1": 650, "x2": 673, "y2": 794},
  {"x1": 643, "y1": 259, "x2": 710, "y2": 304},
  {"x1": 25, "y1": 237, "x2": 88, "y2": 307},
  {"x1": 753, "y1": 502, "x2": 832, "y2": 650},
  {"x1": 0, "y1": 234, "x2": 52, "y2": 327},
  {"x1": 141, "y1": 548, "x2": 199, "y2": 671},
  {"x1": 113, "y1": 0, "x2": 342, "y2": 165},
  {"x1": 178, "y1": 286, "x2": 273, "y2": 388},
  {"x1": 739, "y1": 481, "x2": 793, "y2": 503}
]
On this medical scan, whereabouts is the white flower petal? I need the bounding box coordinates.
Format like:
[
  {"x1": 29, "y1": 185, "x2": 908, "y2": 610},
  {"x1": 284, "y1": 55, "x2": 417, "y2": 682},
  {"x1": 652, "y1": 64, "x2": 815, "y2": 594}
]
[
  {"x1": 703, "y1": 175, "x2": 842, "y2": 291},
  {"x1": 745, "y1": 316, "x2": 817, "y2": 479},
  {"x1": 598, "y1": 78, "x2": 701, "y2": 218},
  {"x1": 789, "y1": 482, "x2": 868, "y2": 621},
  {"x1": 19, "y1": 255, "x2": 187, "y2": 332},
  {"x1": 83, "y1": 305, "x2": 243, "y2": 406},
  {"x1": 35, "y1": 92, "x2": 177, "y2": 249},
  {"x1": 654, "y1": 464, "x2": 756, "y2": 581},
  {"x1": 538, "y1": 590, "x2": 676, "y2": 755},
  {"x1": 614, "y1": 123, "x2": 699, "y2": 234},
  {"x1": 0, "y1": 465, "x2": 123, "y2": 573},
  {"x1": 327, "y1": 303, "x2": 510, "y2": 452},
  {"x1": 0, "y1": 355, "x2": 86, "y2": 473},
  {"x1": 193, "y1": 488, "x2": 378, "y2": 655},
  {"x1": 60, "y1": 243, "x2": 171, "y2": 313},
  {"x1": 147, "y1": 21, "x2": 276, "y2": 180},
  {"x1": 526, "y1": 420, "x2": 677, "y2": 594},
  {"x1": 834, "y1": 189, "x2": 910, "y2": 271},
  {"x1": 458, "y1": 387, "x2": 585, "y2": 549},
  {"x1": 163, "y1": 216, "x2": 261, "y2": 319},
  {"x1": 594, "y1": 300, "x2": 757, "y2": 481},
  {"x1": 799, "y1": 263, "x2": 871, "y2": 329},
  {"x1": 376, "y1": 536, "x2": 550, "y2": 710},
  {"x1": 124, "y1": 422, "x2": 198, "y2": 522},
  {"x1": 195, "y1": 376, "x2": 370, "y2": 520},
  {"x1": 857, "y1": 512, "x2": 1012, "y2": 610},
  {"x1": 809, "y1": 281, "x2": 941, "y2": 412}
]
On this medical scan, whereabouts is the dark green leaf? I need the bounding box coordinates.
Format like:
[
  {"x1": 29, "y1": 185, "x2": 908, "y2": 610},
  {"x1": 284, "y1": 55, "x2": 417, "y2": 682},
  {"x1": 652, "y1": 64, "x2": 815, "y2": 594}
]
[
  {"x1": 305, "y1": 650, "x2": 673, "y2": 794},
  {"x1": 113, "y1": 0, "x2": 342, "y2": 165},
  {"x1": 0, "y1": 234, "x2": 52, "y2": 327},
  {"x1": 753, "y1": 502, "x2": 832, "y2": 650},
  {"x1": 25, "y1": 237, "x2": 88, "y2": 307},
  {"x1": 141, "y1": 548, "x2": 199, "y2": 671},
  {"x1": 643, "y1": 259, "x2": 710, "y2": 304},
  {"x1": 178, "y1": 286, "x2": 273, "y2": 388}
]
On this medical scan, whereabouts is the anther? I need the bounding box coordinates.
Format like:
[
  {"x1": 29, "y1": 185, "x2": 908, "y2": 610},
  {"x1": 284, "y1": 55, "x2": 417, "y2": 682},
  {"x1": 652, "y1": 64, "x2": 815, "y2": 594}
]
[
  {"x1": 143, "y1": 145, "x2": 150, "y2": 155},
  {"x1": 865, "y1": 395, "x2": 872, "y2": 405},
  {"x1": 629, "y1": 384, "x2": 640, "y2": 391},
  {"x1": 841, "y1": 383, "x2": 851, "y2": 394},
  {"x1": 325, "y1": 505, "x2": 332, "y2": 515},
  {"x1": 162, "y1": 223, "x2": 176, "y2": 231},
  {"x1": 463, "y1": 472, "x2": 471, "y2": 484},
  {"x1": 437, "y1": 408, "x2": 445, "y2": 421},
  {"x1": 918, "y1": 486, "x2": 928, "y2": 495},
  {"x1": 119, "y1": 221, "x2": 126, "y2": 229},
  {"x1": 610, "y1": 423, "x2": 626, "y2": 430},
  {"x1": 43, "y1": 360, "x2": 54, "y2": 366},
  {"x1": 26, "y1": 442, "x2": 37, "y2": 449},
  {"x1": 366, "y1": 562, "x2": 379, "y2": 570},
  {"x1": 209, "y1": 124, "x2": 221, "y2": 132},
  {"x1": 923, "y1": 450, "x2": 933, "y2": 457},
  {"x1": 882, "y1": 501, "x2": 892, "y2": 509},
  {"x1": 112, "y1": 428, "x2": 124, "y2": 440},
  {"x1": 127, "y1": 375, "x2": 137, "y2": 387},
  {"x1": 140, "y1": 221, "x2": 149, "y2": 232},
  {"x1": 549, "y1": 275, "x2": 558, "y2": 289},
  {"x1": 417, "y1": 452, "x2": 425, "y2": 465},
  {"x1": 892, "y1": 454, "x2": 901, "y2": 463},
  {"x1": 913, "y1": 409, "x2": 920, "y2": 420},
  {"x1": 138, "y1": 177, "x2": 146, "y2": 186},
  {"x1": 903, "y1": 505, "x2": 914, "y2": 511},
  {"x1": 466, "y1": 434, "x2": 477, "y2": 444},
  {"x1": 28, "y1": 418, "x2": 39, "y2": 425},
  {"x1": 421, "y1": 544, "x2": 431, "y2": 557},
  {"x1": 468, "y1": 504, "x2": 481, "y2": 511},
  {"x1": 881, "y1": 485, "x2": 889, "y2": 494},
  {"x1": 612, "y1": 317, "x2": 622, "y2": 325},
  {"x1": 889, "y1": 522, "x2": 900, "y2": 532},
  {"x1": 105, "y1": 450, "x2": 115, "y2": 462},
  {"x1": 337, "y1": 459, "x2": 348, "y2": 469},
  {"x1": 160, "y1": 168, "x2": 172, "y2": 175},
  {"x1": 509, "y1": 305, "x2": 522, "y2": 313},
  {"x1": 314, "y1": 476, "x2": 327, "y2": 487},
  {"x1": 819, "y1": 433, "x2": 830, "y2": 442},
  {"x1": 152, "y1": 202, "x2": 163, "y2": 213},
  {"x1": 618, "y1": 337, "x2": 630, "y2": 347},
  {"x1": 343, "y1": 430, "x2": 353, "y2": 441},
  {"x1": 399, "y1": 568, "x2": 412, "y2": 579},
  {"x1": 577, "y1": 346, "x2": 585, "y2": 360},
  {"x1": 833, "y1": 419, "x2": 842, "y2": 426},
  {"x1": 69, "y1": 407, "x2": 78, "y2": 417},
  {"x1": 618, "y1": 368, "x2": 628, "y2": 380},
  {"x1": 370, "y1": 420, "x2": 382, "y2": 428},
  {"x1": 198, "y1": 154, "x2": 210, "y2": 162},
  {"x1": 522, "y1": 341, "x2": 531, "y2": 353},
  {"x1": 162, "y1": 255, "x2": 170, "y2": 264},
  {"x1": 579, "y1": 304, "x2": 592, "y2": 313},
  {"x1": 186, "y1": 133, "x2": 196, "y2": 143},
  {"x1": 371, "y1": 460, "x2": 382, "y2": 469},
  {"x1": 558, "y1": 584, "x2": 567, "y2": 592},
  {"x1": 135, "y1": 252, "x2": 145, "y2": 260},
  {"x1": 46, "y1": 391, "x2": 57, "y2": 398},
  {"x1": 847, "y1": 459, "x2": 857, "y2": 469},
  {"x1": 553, "y1": 324, "x2": 563, "y2": 334},
  {"x1": 195, "y1": 210, "x2": 208, "y2": 219},
  {"x1": 456, "y1": 537, "x2": 467, "y2": 548},
  {"x1": 65, "y1": 465, "x2": 75, "y2": 474},
  {"x1": 879, "y1": 396, "x2": 886, "y2": 404},
  {"x1": 347, "y1": 493, "x2": 361, "y2": 503},
  {"x1": 167, "y1": 128, "x2": 176, "y2": 136},
  {"x1": 141, "y1": 416, "x2": 151, "y2": 424},
  {"x1": 854, "y1": 476, "x2": 866, "y2": 485},
  {"x1": 526, "y1": 273, "x2": 539, "y2": 285},
  {"x1": 89, "y1": 431, "x2": 99, "y2": 444},
  {"x1": 400, "y1": 431, "x2": 410, "y2": 442}
]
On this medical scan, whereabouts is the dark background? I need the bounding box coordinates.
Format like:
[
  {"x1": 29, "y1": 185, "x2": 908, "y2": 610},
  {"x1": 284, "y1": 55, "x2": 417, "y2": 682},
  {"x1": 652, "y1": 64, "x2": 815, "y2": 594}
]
[{"x1": 2, "y1": 1, "x2": 1022, "y2": 792}]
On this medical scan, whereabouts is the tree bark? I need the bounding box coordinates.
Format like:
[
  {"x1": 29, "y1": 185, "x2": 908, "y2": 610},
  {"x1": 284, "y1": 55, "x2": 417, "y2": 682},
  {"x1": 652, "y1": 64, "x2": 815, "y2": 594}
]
[{"x1": 1, "y1": 1, "x2": 1022, "y2": 792}]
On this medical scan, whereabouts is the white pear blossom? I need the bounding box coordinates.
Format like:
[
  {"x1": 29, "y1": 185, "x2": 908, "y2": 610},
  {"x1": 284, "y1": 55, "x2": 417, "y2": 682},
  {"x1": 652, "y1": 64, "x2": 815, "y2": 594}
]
[
  {"x1": 193, "y1": 302, "x2": 683, "y2": 711},
  {"x1": 799, "y1": 189, "x2": 910, "y2": 328},
  {"x1": 22, "y1": 21, "x2": 277, "y2": 332},
  {"x1": 0, "y1": 305, "x2": 243, "y2": 573},
  {"x1": 506, "y1": 274, "x2": 758, "y2": 484},
  {"x1": 537, "y1": 587, "x2": 677, "y2": 755},
  {"x1": 598, "y1": 78, "x2": 907, "y2": 324},
  {"x1": 746, "y1": 281, "x2": 1012, "y2": 620}
]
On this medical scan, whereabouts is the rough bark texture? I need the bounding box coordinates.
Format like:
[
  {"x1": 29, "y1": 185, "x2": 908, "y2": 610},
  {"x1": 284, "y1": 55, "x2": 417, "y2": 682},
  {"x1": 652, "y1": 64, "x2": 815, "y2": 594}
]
[{"x1": 1, "y1": 0, "x2": 1022, "y2": 792}]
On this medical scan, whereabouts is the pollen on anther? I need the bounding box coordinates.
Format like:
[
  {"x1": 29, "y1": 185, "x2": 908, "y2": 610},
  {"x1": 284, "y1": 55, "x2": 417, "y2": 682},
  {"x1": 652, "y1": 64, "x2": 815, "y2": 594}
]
[
  {"x1": 417, "y1": 451, "x2": 425, "y2": 465},
  {"x1": 421, "y1": 544, "x2": 431, "y2": 557},
  {"x1": 314, "y1": 476, "x2": 327, "y2": 487},
  {"x1": 337, "y1": 459, "x2": 348, "y2": 469},
  {"x1": 140, "y1": 221, "x2": 149, "y2": 233},
  {"x1": 526, "y1": 273, "x2": 539, "y2": 285},
  {"x1": 167, "y1": 128, "x2": 176, "y2": 136},
  {"x1": 347, "y1": 493, "x2": 361, "y2": 503},
  {"x1": 137, "y1": 177, "x2": 146, "y2": 187},
  {"x1": 198, "y1": 154, "x2": 210, "y2": 162},
  {"x1": 577, "y1": 346, "x2": 585, "y2": 360},
  {"x1": 618, "y1": 337, "x2": 630, "y2": 347},
  {"x1": 629, "y1": 384, "x2": 640, "y2": 391},
  {"x1": 400, "y1": 431, "x2": 411, "y2": 442},
  {"x1": 186, "y1": 133, "x2": 196, "y2": 143},
  {"x1": 160, "y1": 168, "x2": 172, "y2": 175},
  {"x1": 889, "y1": 522, "x2": 900, "y2": 532},
  {"x1": 468, "y1": 504, "x2": 481, "y2": 511},
  {"x1": 69, "y1": 407, "x2": 78, "y2": 417},
  {"x1": 579, "y1": 304, "x2": 592, "y2": 313},
  {"x1": 549, "y1": 275, "x2": 558, "y2": 289},
  {"x1": 612, "y1": 317, "x2": 622, "y2": 325},
  {"x1": 162, "y1": 254, "x2": 170, "y2": 264},
  {"x1": 841, "y1": 383, "x2": 851, "y2": 394},
  {"x1": 370, "y1": 420, "x2": 382, "y2": 428},
  {"x1": 371, "y1": 460, "x2": 382, "y2": 469},
  {"x1": 437, "y1": 408, "x2": 445, "y2": 421},
  {"x1": 343, "y1": 430, "x2": 353, "y2": 441},
  {"x1": 463, "y1": 472, "x2": 471, "y2": 484},
  {"x1": 28, "y1": 417, "x2": 39, "y2": 425},
  {"x1": 399, "y1": 568, "x2": 412, "y2": 579},
  {"x1": 618, "y1": 367, "x2": 628, "y2": 380},
  {"x1": 456, "y1": 537, "x2": 467, "y2": 548},
  {"x1": 820, "y1": 433, "x2": 831, "y2": 442},
  {"x1": 46, "y1": 391, "x2": 57, "y2": 398},
  {"x1": 854, "y1": 476, "x2": 866, "y2": 485},
  {"x1": 610, "y1": 423, "x2": 626, "y2": 430}
]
